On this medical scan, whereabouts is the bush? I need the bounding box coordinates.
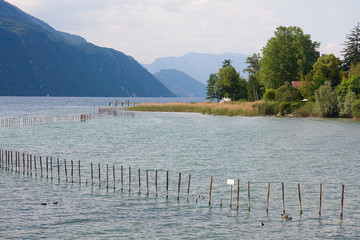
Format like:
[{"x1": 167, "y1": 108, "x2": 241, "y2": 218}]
[
  {"x1": 314, "y1": 81, "x2": 338, "y2": 117},
  {"x1": 263, "y1": 89, "x2": 276, "y2": 101},
  {"x1": 276, "y1": 101, "x2": 291, "y2": 115},
  {"x1": 351, "y1": 99, "x2": 360, "y2": 118},
  {"x1": 292, "y1": 102, "x2": 315, "y2": 117},
  {"x1": 253, "y1": 101, "x2": 276, "y2": 115},
  {"x1": 275, "y1": 82, "x2": 302, "y2": 102},
  {"x1": 338, "y1": 91, "x2": 357, "y2": 117}
]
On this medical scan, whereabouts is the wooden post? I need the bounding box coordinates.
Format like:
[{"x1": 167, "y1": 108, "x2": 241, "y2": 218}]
[
  {"x1": 90, "y1": 162, "x2": 93, "y2": 186},
  {"x1": 106, "y1": 164, "x2": 109, "y2": 189},
  {"x1": 155, "y1": 170, "x2": 158, "y2": 197},
  {"x1": 30, "y1": 154, "x2": 32, "y2": 176},
  {"x1": 22, "y1": 153, "x2": 25, "y2": 175},
  {"x1": 57, "y1": 158, "x2": 60, "y2": 182},
  {"x1": 98, "y1": 163, "x2": 101, "y2": 188},
  {"x1": 282, "y1": 182, "x2": 285, "y2": 214},
  {"x1": 248, "y1": 181, "x2": 250, "y2": 211},
  {"x1": 187, "y1": 174, "x2": 191, "y2": 202},
  {"x1": 177, "y1": 172, "x2": 181, "y2": 201},
  {"x1": 298, "y1": 183, "x2": 302, "y2": 215},
  {"x1": 209, "y1": 176, "x2": 213, "y2": 206},
  {"x1": 138, "y1": 168, "x2": 141, "y2": 194},
  {"x1": 40, "y1": 156, "x2": 42, "y2": 177},
  {"x1": 220, "y1": 198, "x2": 222, "y2": 207},
  {"x1": 113, "y1": 165, "x2": 115, "y2": 191},
  {"x1": 121, "y1": 166, "x2": 123, "y2": 192},
  {"x1": 229, "y1": 184, "x2": 233, "y2": 209},
  {"x1": 146, "y1": 170, "x2": 149, "y2": 196},
  {"x1": 46, "y1": 157, "x2": 48, "y2": 179},
  {"x1": 50, "y1": 157, "x2": 53, "y2": 179},
  {"x1": 236, "y1": 179, "x2": 240, "y2": 210},
  {"x1": 319, "y1": 183, "x2": 322, "y2": 217},
  {"x1": 71, "y1": 160, "x2": 74, "y2": 183},
  {"x1": 11, "y1": 151, "x2": 13, "y2": 172},
  {"x1": 340, "y1": 184, "x2": 345, "y2": 220},
  {"x1": 27, "y1": 153, "x2": 29, "y2": 175},
  {"x1": 266, "y1": 182, "x2": 270, "y2": 214},
  {"x1": 128, "y1": 167, "x2": 131, "y2": 193},
  {"x1": 78, "y1": 160, "x2": 81, "y2": 185},
  {"x1": 34, "y1": 155, "x2": 37, "y2": 176},
  {"x1": 64, "y1": 159, "x2": 67, "y2": 182},
  {"x1": 166, "y1": 171, "x2": 169, "y2": 200}
]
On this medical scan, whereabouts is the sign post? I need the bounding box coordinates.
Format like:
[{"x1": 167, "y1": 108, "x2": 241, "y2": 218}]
[{"x1": 227, "y1": 179, "x2": 235, "y2": 209}]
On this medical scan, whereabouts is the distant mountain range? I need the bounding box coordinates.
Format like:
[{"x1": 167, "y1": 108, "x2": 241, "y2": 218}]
[
  {"x1": 154, "y1": 69, "x2": 206, "y2": 97},
  {"x1": 0, "y1": 0, "x2": 175, "y2": 97},
  {"x1": 143, "y1": 52, "x2": 249, "y2": 84}
]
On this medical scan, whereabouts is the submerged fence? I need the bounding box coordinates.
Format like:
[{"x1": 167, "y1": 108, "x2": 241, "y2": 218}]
[
  {"x1": 0, "y1": 108, "x2": 135, "y2": 128},
  {"x1": 0, "y1": 148, "x2": 346, "y2": 220}
]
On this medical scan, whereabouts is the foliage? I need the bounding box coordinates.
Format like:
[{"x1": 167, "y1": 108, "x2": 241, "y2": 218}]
[
  {"x1": 342, "y1": 22, "x2": 360, "y2": 71},
  {"x1": 314, "y1": 81, "x2": 338, "y2": 117},
  {"x1": 348, "y1": 62, "x2": 360, "y2": 78},
  {"x1": 312, "y1": 54, "x2": 342, "y2": 89},
  {"x1": 351, "y1": 99, "x2": 360, "y2": 118},
  {"x1": 276, "y1": 102, "x2": 291, "y2": 115},
  {"x1": 336, "y1": 75, "x2": 360, "y2": 101},
  {"x1": 259, "y1": 26, "x2": 320, "y2": 89},
  {"x1": 243, "y1": 53, "x2": 261, "y2": 75},
  {"x1": 252, "y1": 101, "x2": 277, "y2": 115},
  {"x1": 263, "y1": 89, "x2": 276, "y2": 101},
  {"x1": 299, "y1": 72, "x2": 314, "y2": 99},
  {"x1": 291, "y1": 102, "x2": 315, "y2": 117},
  {"x1": 338, "y1": 91, "x2": 357, "y2": 117},
  {"x1": 275, "y1": 82, "x2": 302, "y2": 102},
  {"x1": 206, "y1": 60, "x2": 247, "y2": 101},
  {"x1": 243, "y1": 53, "x2": 264, "y2": 101}
]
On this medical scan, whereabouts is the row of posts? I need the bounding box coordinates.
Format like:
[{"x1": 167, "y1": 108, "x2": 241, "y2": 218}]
[
  {"x1": 0, "y1": 115, "x2": 88, "y2": 127},
  {"x1": 0, "y1": 148, "x2": 345, "y2": 219}
]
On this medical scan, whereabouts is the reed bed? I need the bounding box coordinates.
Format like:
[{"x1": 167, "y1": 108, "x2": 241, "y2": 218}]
[{"x1": 129, "y1": 101, "x2": 273, "y2": 116}]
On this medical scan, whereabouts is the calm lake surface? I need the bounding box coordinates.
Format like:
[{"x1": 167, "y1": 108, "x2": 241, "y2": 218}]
[{"x1": 0, "y1": 97, "x2": 359, "y2": 239}]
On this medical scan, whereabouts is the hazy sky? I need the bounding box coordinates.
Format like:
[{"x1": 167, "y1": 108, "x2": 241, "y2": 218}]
[{"x1": 6, "y1": 0, "x2": 360, "y2": 63}]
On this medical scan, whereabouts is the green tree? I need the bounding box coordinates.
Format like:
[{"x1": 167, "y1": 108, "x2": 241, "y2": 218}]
[
  {"x1": 351, "y1": 99, "x2": 360, "y2": 118},
  {"x1": 342, "y1": 22, "x2": 360, "y2": 71},
  {"x1": 263, "y1": 89, "x2": 276, "y2": 101},
  {"x1": 259, "y1": 26, "x2": 320, "y2": 89},
  {"x1": 314, "y1": 81, "x2": 338, "y2": 117},
  {"x1": 336, "y1": 75, "x2": 360, "y2": 101},
  {"x1": 338, "y1": 91, "x2": 357, "y2": 117},
  {"x1": 312, "y1": 54, "x2": 342, "y2": 89},
  {"x1": 275, "y1": 82, "x2": 302, "y2": 102},
  {"x1": 348, "y1": 62, "x2": 360, "y2": 77},
  {"x1": 243, "y1": 53, "x2": 264, "y2": 101},
  {"x1": 206, "y1": 60, "x2": 247, "y2": 101}
]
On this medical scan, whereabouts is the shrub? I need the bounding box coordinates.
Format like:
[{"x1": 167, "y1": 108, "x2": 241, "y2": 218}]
[
  {"x1": 351, "y1": 99, "x2": 360, "y2": 118},
  {"x1": 263, "y1": 89, "x2": 276, "y2": 101},
  {"x1": 314, "y1": 81, "x2": 338, "y2": 117},
  {"x1": 338, "y1": 91, "x2": 357, "y2": 117},
  {"x1": 276, "y1": 101, "x2": 291, "y2": 115},
  {"x1": 275, "y1": 82, "x2": 302, "y2": 102},
  {"x1": 292, "y1": 102, "x2": 315, "y2": 117}
]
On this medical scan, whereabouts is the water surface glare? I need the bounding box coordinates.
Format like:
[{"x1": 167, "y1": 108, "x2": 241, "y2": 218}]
[{"x1": 0, "y1": 97, "x2": 359, "y2": 239}]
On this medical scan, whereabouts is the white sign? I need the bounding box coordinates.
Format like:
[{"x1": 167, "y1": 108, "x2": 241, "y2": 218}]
[{"x1": 227, "y1": 179, "x2": 234, "y2": 185}]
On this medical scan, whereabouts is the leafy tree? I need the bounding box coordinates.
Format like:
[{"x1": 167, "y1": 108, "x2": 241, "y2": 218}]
[
  {"x1": 275, "y1": 82, "x2": 302, "y2": 102},
  {"x1": 342, "y1": 22, "x2": 360, "y2": 71},
  {"x1": 351, "y1": 99, "x2": 360, "y2": 118},
  {"x1": 312, "y1": 54, "x2": 342, "y2": 89},
  {"x1": 263, "y1": 89, "x2": 276, "y2": 101},
  {"x1": 338, "y1": 91, "x2": 357, "y2": 117},
  {"x1": 243, "y1": 53, "x2": 264, "y2": 101},
  {"x1": 259, "y1": 26, "x2": 320, "y2": 89},
  {"x1": 206, "y1": 73, "x2": 221, "y2": 102},
  {"x1": 314, "y1": 81, "x2": 338, "y2": 117},
  {"x1": 336, "y1": 75, "x2": 360, "y2": 101},
  {"x1": 206, "y1": 60, "x2": 247, "y2": 101},
  {"x1": 348, "y1": 62, "x2": 360, "y2": 77}
]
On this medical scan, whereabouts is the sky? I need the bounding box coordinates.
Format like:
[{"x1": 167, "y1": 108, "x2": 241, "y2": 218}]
[{"x1": 6, "y1": 0, "x2": 360, "y2": 64}]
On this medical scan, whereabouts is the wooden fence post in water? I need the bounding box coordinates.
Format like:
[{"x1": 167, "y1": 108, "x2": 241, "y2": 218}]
[
  {"x1": 90, "y1": 162, "x2": 93, "y2": 186},
  {"x1": 209, "y1": 176, "x2": 213, "y2": 206},
  {"x1": 187, "y1": 174, "x2": 191, "y2": 202},
  {"x1": 106, "y1": 164, "x2": 109, "y2": 190},
  {"x1": 129, "y1": 167, "x2": 131, "y2": 193},
  {"x1": 46, "y1": 157, "x2": 48, "y2": 179},
  {"x1": 98, "y1": 163, "x2": 101, "y2": 188},
  {"x1": 248, "y1": 181, "x2": 251, "y2": 211},
  {"x1": 138, "y1": 168, "x2": 141, "y2": 194},
  {"x1": 146, "y1": 170, "x2": 149, "y2": 196},
  {"x1": 155, "y1": 170, "x2": 158, "y2": 197},
  {"x1": 30, "y1": 154, "x2": 32, "y2": 176},
  {"x1": 282, "y1": 182, "x2": 285, "y2": 214},
  {"x1": 319, "y1": 183, "x2": 322, "y2": 217},
  {"x1": 34, "y1": 155, "x2": 37, "y2": 176},
  {"x1": 236, "y1": 179, "x2": 239, "y2": 210},
  {"x1": 229, "y1": 184, "x2": 233, "y2": 209},
  {"x1": 40, "y1": 156, "x2": 42, "y2": 177},
  {"x1": 298, "y1": 183, "x2": 302, "y2": 215},
  {"x1": 57, "y1": 158, "x2": 60, "y2": 182},
  {"x1": 166, "y1": 171, "x2": 169, "y2": 200},
  {"x1": 266, "y1": 182, "x2": 270, "y2": 214},
  {"x1": 113, "y1": 165, "x2": 115, "y2": 191},
  {"x1": 121, "y1": 166, "x2": 123, "y2": 192},
  {"x1": 71, "y1": 160, "x2": 73, "y2": 183},
  {"x1": 64, "y1": 159, "x2": 67, "y2": 182},
  {"x1": 11, "y1": 151, "x2": 13, "y2": 172},
  {"x1": 177, "y1": 172, "x2": 181, "y2": 201},
  {"x1": 27, "y1": 153, "x2": 29, "y2": 175},
  {"x1": 50, "y1": 157, "x2": 53, "y2": 180},
  {"x1": 340, "y1": 184, "x2": 345, "y2": 220},
  {"x1": 78, "y1": 160, "x2": 81, "y2": 185}
]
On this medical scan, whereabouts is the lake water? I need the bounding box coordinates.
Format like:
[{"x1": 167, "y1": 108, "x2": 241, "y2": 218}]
[{"x1": 0, "y1": 97, "x2": 359, "y2": 239}]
